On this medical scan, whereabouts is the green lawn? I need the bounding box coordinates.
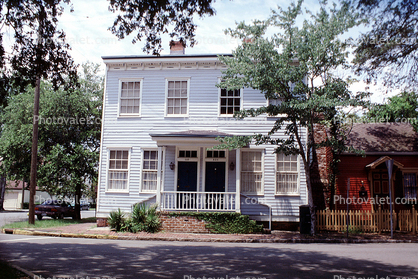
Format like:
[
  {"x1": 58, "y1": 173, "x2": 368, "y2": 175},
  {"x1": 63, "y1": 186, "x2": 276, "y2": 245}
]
[
  {"x1": 0, "y1": 260, "x2": 28, "y2": 279},
  {"x1": 2, "y1": 217, "x2": 96, "y2": 230}
]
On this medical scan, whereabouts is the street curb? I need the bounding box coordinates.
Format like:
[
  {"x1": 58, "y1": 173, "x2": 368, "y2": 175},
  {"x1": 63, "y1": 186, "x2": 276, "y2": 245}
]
[{"x1": 3, "y1": 228, "x2": 417, "y2": 243}]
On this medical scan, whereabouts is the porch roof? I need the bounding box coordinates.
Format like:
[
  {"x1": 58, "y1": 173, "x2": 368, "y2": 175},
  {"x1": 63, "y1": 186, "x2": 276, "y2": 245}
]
[
  {"x1": 150, "y1": 130, "x2": 232, "y2": 146},
  {"x1": 365, "y1": 156, "x2": 404, "y2": 169}
]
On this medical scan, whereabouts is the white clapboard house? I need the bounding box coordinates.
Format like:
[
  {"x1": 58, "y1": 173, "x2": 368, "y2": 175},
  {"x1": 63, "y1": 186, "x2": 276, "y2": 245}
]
[{"x1": 96, "y1": 42, "x2": 308, "y2": 226}]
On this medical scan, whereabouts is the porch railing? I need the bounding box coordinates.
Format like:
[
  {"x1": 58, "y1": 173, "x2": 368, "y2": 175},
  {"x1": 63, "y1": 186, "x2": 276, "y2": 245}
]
[{"x1": 160, "y1": 191, "x2": 237, "y2": 211}]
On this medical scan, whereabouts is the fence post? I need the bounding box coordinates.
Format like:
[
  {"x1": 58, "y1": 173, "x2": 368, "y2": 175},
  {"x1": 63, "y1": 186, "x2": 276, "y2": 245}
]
[
  {"x1": 378, "y1": 205, "x2": 382, "y2": 234},
  {"x1": 413, "y1": 205, "x2": 416, "y2": 235}
]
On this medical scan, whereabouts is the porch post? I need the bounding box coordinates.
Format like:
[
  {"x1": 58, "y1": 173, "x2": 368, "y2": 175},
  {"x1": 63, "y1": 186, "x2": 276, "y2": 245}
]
[
  {"x1": 156, "y1": 146, "x2": 163, "y2": 208},
  {"x1": 235, "y1": 149, "x2": 241, "y2": 213}
]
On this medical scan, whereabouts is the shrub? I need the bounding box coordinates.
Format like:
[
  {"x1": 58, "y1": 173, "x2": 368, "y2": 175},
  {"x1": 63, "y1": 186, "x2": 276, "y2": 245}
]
[
  {"x1": 168, "y1": 212, "x2": 264, "y2": 234},
  {"x1": 131, "y1": 203, "x2": 161, "y2": 233},
  {"x1": 108, "y1": 208, "x2": 125, "y2": 232},
  {"x1": 109, "y1": 204, "x2": 161, "y2": 233}
]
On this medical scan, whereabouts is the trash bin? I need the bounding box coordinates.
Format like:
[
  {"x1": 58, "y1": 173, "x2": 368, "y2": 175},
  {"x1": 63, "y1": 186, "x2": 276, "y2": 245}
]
[{"x1": 299, "y1": 205, "x2": 311, "y2": 234}]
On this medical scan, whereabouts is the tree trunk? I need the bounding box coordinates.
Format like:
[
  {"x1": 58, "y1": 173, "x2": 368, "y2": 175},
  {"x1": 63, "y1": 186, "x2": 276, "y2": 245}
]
[
  {"x1": 29, "y1": 76, "x2": 41, "y2": 224},
  {"x1": 0, "y1": 175, "x2": 6, "y2": 211}
]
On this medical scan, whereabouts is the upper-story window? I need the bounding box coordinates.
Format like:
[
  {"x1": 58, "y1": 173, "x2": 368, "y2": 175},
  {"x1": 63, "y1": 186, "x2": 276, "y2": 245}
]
[
  {"x1": 119, "y1": 80, "x2": 142, "y2": 116},
  {"x1": 166, "y1": 78, "x2": 189, "y2": 116},
  {"x1": 220, "y1": 88, "x2": 242, "y2": 115}
]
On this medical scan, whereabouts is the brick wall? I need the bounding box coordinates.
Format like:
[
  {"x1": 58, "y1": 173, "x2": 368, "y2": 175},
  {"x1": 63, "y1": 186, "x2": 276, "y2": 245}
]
[
  {"x1": 313, "y1": 123, "x2": 334, "y2": 209},
  {"x1": 97, "y1": 218, "x2": 108, "y2": 227},
  {"x1": 160, "y1": 213, "x2": 211, "y2": 233}
]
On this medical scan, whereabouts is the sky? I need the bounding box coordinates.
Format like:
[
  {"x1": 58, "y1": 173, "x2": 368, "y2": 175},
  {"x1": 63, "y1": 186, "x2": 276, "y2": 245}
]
[{"x1": 2, "y1": 0, "x2": 395, "y2": 103}]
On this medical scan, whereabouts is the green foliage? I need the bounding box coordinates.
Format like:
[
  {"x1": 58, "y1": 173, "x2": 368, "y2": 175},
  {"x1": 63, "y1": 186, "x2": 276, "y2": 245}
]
[
  {"x1": 168, "y1": 212, "x2": 264, "y2": 234},
  {"x1": 0, "y1": 259, "x2": 28, "y2": 279},
  {"x1": 217, "y1": 1, "x2": 371, "y2": 234},
  {"x1": 365, "y1": 91, "x2": 418, "y2": 131},
  {"x1": 108, "y1": 208, "x2": 126, "y2": 232},
  {"x1": 351, "y1": 0, "x2": 418, "y2": 90},
  {"x1": 0, "y1": 63, "x2": 103, "y2": 200},
  {"x1": 108, "y1": 0, "x2": 216, "y2": 55},
  {"x1": 2, "y1": 217, "x2": 96, "y2": 230},
  {"x1": 110, "y1": 204, "x2": 161, "y2": 233},
  {"x1": 0, "y1": 0, "x2": 78, "y2": 104}
]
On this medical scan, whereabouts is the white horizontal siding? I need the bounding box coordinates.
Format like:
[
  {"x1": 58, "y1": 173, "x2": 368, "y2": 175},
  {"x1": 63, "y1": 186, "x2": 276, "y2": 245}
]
[{"x1": 97, "y1": 65, "x2": 308, "y2": 220}]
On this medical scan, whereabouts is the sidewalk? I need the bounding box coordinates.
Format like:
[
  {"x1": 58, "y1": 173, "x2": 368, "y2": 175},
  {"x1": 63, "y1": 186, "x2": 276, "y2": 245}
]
[{"x1": 3, "y1": 222, "x2": 418, "y2": 243}]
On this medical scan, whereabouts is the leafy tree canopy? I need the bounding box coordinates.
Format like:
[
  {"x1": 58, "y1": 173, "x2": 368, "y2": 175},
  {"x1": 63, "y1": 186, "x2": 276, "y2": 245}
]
[
  {"x1": 0, "y1": 62, "x2": 102, "y2": 204},
  {"x1": 216, "y1": 0, "x2": 370, "y2": 234},
  {"x1": 108, "y1": 0, "x2": 216, "y2": 55},
  {"x1": 366, "y1": 91, "x2": 418, "y2": 130},
  {"x1": 350, "y1": 0, "x2": 418, "y2": 90}
]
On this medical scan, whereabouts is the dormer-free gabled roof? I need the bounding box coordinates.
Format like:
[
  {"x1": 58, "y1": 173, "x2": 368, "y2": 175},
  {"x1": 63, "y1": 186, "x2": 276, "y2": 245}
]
[{"x1": 346, "y1": 123, "x2": 418, "y2": 154}]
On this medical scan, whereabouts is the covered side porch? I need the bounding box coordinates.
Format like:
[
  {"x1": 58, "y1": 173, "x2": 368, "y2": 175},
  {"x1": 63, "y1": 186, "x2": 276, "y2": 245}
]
[{"x1": 150, "y1": 130, "x2": 243, "y2": 212}]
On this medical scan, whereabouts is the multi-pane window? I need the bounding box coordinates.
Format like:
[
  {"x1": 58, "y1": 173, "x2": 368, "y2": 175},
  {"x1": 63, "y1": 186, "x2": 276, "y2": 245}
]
[
  {"x1": 179, "y1": 150, "x2": 197, "y2": 158},
  {"x1": 142, "y1": 150, "x2": 161, "y2": 192},
  {"x1": 207, "y1": 150, "x2": 225, "y2": 158},
  {"x1": 276, "y1": 154, "x2": 299, "y2": 194},
  {"x1": 120, "y1": 81, "x2": 141, "y2": 115},
  {"x1": 404, "y1": 173, "x2": 417, "y2": 199},
  {"x1": 220, "y1": 88, "x2": 241, "y2": 115},
  {"x1": 167, "y1": 80, "x2": 188, "y2": 115},
  {"x1": 108, "y1": 150, "x2": 129, "y2": 191},
  {"x1": 241, "y1": 151, "x2": 263, "y2": 194}
]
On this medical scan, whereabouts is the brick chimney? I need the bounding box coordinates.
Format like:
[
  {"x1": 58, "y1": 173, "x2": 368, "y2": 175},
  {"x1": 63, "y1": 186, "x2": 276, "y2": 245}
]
[{"x1": 170, "y1": 40, "x2": 185, "y2": 55}]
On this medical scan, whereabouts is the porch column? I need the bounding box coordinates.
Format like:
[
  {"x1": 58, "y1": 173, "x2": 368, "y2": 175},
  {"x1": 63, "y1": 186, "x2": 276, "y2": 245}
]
[
  {"x1": 156, "y1": 146, "x2": 163, "y2": 208},
  {"x1": 235, "y1": 149, "x2": 241, "y2": 213}
]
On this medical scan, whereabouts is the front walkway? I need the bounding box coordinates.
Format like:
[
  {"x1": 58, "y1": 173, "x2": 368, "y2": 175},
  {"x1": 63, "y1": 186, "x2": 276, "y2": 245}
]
[{"x1": 4, "y1": 222, "x2": 418, "y2": 243}]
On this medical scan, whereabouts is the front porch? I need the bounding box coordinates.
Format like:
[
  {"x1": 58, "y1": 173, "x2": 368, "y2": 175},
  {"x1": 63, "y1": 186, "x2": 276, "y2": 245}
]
[{"x1": 151, "y1": 130, "x2": 243, "y2": 213}]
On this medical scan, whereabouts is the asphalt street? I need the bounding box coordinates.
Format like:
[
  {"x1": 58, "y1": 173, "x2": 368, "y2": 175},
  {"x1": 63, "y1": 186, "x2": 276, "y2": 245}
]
[{"x1": 0, "y1": 233, "x2": 417, "y2": 279}]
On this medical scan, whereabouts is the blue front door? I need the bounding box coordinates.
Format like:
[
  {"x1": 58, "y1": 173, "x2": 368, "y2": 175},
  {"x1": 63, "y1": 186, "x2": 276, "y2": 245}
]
[
  {"x1": 177, "y1": 161, "x2": 198, "y2": 191},
  {"x1": 205, "y1": 162, "x2": 226, "y2": 192},
  {"x1": 177, "y1": 161, "x2": 198, "y2": 209}
]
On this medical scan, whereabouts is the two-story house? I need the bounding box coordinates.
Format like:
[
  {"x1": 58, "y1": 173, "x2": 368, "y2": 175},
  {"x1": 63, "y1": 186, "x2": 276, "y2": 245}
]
[{"x1": 96, "y1": 42, "x2": 308, "y2": 228}]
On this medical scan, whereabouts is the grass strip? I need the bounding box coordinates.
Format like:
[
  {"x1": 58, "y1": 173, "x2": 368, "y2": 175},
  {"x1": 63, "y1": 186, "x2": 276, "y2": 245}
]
[
  {"x1": 0, "y1": 260, "x2": 28, "y2": 279},
  {"x1": 1, "y1": 217, "x2": 96, "y2": 230}
]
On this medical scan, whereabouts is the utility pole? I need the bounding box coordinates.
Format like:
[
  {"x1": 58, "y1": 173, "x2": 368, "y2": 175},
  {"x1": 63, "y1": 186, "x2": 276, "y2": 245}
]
[{"x1": 28, "y1": 14, "x2": 43, "y2": 224}]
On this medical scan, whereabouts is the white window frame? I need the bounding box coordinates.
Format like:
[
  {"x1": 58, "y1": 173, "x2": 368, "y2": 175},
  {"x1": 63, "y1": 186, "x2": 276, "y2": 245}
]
[
  {"x1": 141, "y1": 149, "x2": 165, "y2": 193},
  {"x1": 240, "y1": 149, "x2": 264, "y2": 195},
  {"x1": 118, "y1": 78, "x2": 143, "y2": 117},
  {"x1": 275, "y1": 153, "x2": 300, "y2": 196},
  {"x1": 218, "y1": 79, "x2": 243, "y2": 117},
  {"x1": 106, "y1": 148, "x2": 131, "y2": 193},
  {"x1": 165, "y1": 77, "x2": 190, "y2": 117}
]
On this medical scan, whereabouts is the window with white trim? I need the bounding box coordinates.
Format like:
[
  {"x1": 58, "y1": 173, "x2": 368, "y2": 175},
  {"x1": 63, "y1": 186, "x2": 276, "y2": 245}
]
[
  {"x1": 220, "y1": 88, "x2": 241, "y2": 115},
  {"x1": 166, "y1": 79, "x2": 188, "y2": 115},
  {"x1": 119, "y1": 81, "x2": 141, "y2": 115},
  {"x1": 108, "y1": 150, "x2": 129, "y2": 191},
  {"x1": 141, "y1": 150, "x2": 164, "y2": 192},
  {"x1": 241, "y1": 150, "x2": 263, "y2": 194},
  {"x1": 404, "y1": 173, "x2": 417, "y2": 199},
  {"x1": 276, "y1": 153, "x2": 299, "y2": 194}
]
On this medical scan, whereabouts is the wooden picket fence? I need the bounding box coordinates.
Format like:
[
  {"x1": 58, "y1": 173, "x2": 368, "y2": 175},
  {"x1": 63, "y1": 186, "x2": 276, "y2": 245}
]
[{"x1": 316, "y1": 205, "x2": 417, "y2": 234}]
